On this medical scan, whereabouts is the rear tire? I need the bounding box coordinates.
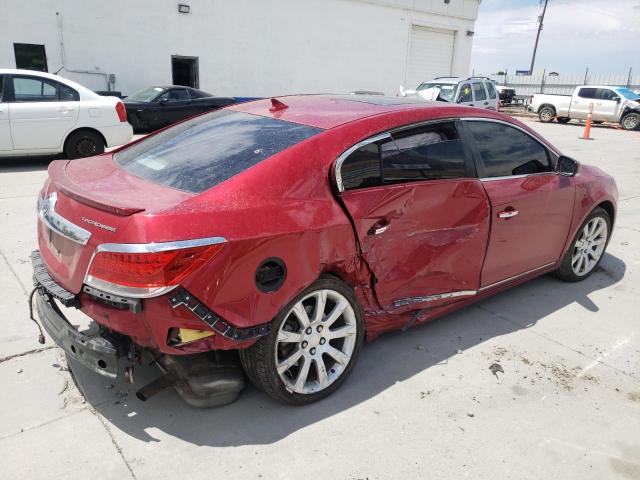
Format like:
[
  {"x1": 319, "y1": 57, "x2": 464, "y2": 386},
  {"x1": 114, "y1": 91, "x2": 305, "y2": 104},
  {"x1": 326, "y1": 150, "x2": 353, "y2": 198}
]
[
  {"x1": 538, "y1": 106, "x2": 555, "y2": 123},
  {"x1": 240, "y1": 276, "x2": 365, "y2": 405},
  {"x1": 555, "y1": 207, "x2": 611, "y2": 282},
  {"x1": 557, "y1": 117, "x2": 571, "y2": 124},
  {"x1": 64, "y1": 130, "x2": 105, "y2": 159},
  {"x1": 621, "y1": 112, "x2": 640, "y2": 131}
]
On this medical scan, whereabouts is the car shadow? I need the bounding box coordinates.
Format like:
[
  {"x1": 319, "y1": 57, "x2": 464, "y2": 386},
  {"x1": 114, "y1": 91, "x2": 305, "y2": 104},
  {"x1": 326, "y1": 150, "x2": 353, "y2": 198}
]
[
  {"x1": 0, "y1": 155, "x2": 61, "y2": 173},
  {"x1": 66, "y1": 252, "x2": 625, "y2": 447}
]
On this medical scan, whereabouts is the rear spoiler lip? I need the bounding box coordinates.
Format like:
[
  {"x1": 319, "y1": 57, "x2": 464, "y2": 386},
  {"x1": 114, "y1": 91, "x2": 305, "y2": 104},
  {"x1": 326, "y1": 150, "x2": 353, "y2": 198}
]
[
  {"x1": 53, "y1": 160, "x2": 145, "y2": 217},
  {"x1": 55, "y1": 183, "x2": 145, "y2": 216}
]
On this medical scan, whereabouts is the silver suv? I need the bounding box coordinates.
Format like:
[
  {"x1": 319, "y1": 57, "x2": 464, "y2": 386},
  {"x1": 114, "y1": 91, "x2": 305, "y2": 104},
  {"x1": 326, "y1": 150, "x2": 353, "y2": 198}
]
[{"x1": 403, "y1": 76, "x2": 499, "y2": 111}]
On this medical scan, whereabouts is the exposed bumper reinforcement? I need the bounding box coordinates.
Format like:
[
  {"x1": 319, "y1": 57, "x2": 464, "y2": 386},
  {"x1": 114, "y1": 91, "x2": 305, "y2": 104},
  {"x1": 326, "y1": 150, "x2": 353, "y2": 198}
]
[{"x1": 35, "y1": 292, "x2": 119, "y2": 378}]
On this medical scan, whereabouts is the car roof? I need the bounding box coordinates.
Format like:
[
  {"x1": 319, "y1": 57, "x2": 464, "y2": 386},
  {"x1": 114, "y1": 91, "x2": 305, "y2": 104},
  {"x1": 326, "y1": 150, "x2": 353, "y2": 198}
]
[
  {"x1": 0, "y1": 68, "x2": 99, "y2": 97},
  {"x1": 230, "y1": 94, "x2": 473, "y2": 129}
]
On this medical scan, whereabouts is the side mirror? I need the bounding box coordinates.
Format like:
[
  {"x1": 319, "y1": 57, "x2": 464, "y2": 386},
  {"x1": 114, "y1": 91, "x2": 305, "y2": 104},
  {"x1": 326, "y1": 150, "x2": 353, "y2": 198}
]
[
  {"x1": 557, "y1": 155, "x2": 578, "y2": 177},
  {"x1": 614, "y1": 97, "x2": 621, "y2": 103}
]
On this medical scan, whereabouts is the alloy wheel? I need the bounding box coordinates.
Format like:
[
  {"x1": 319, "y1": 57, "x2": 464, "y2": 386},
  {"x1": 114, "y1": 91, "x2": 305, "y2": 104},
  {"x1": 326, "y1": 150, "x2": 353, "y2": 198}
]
[
  {"x1": 571, "y1": 216, "x2": 608, "y2": 276},
  {"x1": 622, "y1": 115, "x2": 639, "y2": 130},
  {"x1": 539, "y1": 108, "x2": 554, "y2": 122},
  {"x1": 274, "y1": 289, "x2": 357, "y2": 395}
]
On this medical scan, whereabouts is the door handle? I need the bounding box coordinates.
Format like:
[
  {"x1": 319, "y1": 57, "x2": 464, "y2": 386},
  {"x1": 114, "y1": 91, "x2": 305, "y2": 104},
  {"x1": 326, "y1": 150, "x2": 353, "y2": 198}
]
[
  {"x1": 57, "y1": 107, "x2": 69, "y2": 113},
  {"x1": 484, "y1": 102, "x2": 489, "y2": 105},
  {"x1": 498, "y1": 208, "x2": 519, "y2": 219},
  {"x1": 469, "y1": 104, "x2": 474, "y2": 106},
  {"x1": 368, "y1": 220, "x2": 390, "y2": 236}
]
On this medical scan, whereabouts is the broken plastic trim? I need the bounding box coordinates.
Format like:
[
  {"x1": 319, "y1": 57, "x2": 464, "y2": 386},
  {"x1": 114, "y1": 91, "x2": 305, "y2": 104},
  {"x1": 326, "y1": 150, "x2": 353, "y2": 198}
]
[{"x1": 168, "y1": 290, "x2": 271, "y2": 341}]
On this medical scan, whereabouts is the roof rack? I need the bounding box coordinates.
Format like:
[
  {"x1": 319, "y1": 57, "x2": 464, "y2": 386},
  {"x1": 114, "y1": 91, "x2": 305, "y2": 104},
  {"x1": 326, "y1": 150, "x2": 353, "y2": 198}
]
[{"x1": 465, "y1": 76, "x2": 494, "y2": 82}]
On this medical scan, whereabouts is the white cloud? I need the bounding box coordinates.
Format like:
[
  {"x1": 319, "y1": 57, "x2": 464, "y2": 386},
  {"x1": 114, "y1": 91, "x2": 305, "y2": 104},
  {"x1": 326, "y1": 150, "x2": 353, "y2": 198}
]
[{"x1": 471, "y1": 0, "x2": 640, "y2": 75}]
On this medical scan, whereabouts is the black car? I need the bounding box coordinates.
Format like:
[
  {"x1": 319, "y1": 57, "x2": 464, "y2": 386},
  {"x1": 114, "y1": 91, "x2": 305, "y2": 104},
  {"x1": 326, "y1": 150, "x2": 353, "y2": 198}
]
[{"x1": 123, "y1": 86, "x2": 238, "y2": 132}]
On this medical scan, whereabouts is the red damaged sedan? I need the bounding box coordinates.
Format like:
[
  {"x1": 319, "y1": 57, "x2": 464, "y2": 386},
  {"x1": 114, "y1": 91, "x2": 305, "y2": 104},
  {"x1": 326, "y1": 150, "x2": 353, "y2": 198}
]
[{"x1": 32, "y1": 95, "x2": 617, "y2": 406}]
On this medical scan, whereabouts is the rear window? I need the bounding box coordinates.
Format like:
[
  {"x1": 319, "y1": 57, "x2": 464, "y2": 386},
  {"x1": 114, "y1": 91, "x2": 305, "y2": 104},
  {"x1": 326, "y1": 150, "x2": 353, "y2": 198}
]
[{"x1": 114, "y1": 110, "x2": 322, "y2": 193}]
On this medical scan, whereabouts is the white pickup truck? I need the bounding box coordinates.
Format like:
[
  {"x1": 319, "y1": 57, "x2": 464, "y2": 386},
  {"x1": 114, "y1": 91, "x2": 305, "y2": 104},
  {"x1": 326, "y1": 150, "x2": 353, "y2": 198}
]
[{"x1": 528, "y1": 85, "x2": 640, "y2": 130}]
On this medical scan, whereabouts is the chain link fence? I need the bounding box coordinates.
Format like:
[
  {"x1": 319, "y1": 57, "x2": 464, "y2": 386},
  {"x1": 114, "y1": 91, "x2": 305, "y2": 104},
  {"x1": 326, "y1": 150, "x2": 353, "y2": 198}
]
[{"x1": 480, "y1": 70, "x2": 640, "y2": 96}]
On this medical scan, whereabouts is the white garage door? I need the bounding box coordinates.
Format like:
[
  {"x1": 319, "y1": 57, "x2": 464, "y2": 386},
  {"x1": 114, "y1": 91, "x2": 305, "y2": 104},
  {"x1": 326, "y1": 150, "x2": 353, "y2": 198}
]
[{"x1": 405, "y1": 26, "x2": 455, "y2": 90}]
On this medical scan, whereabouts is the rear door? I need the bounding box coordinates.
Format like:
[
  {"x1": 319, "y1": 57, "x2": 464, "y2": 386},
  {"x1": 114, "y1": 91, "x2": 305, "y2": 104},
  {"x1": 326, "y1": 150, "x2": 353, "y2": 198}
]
[
  {"x1": 337, "y1": 120, "x2": 490, "y2": 311},
  {"x1": 472, "y1": 81, "x2": 490, "y2": 109},
  {"x1": 0, "y1": 75, "x2": 12, "y2": 151},
  {"x1": 569, "y1": 87, "x2": 596, "y2": 119},
  {"x1": 463, "y1": 119, "x2": 574, "y2": 287},
  {"x1": 8, "y1": 75, "x2": 79, "y2": 150}
]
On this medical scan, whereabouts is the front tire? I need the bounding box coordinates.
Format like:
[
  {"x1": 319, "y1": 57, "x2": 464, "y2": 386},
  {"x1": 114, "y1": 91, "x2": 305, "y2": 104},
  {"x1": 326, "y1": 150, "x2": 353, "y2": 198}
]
[
  {"x1": 621, "y1": 112, "x2": 640, "y2": 131},
  {"x1": 240, "y1": 276, "x2": 365, "y2": 405},
  {"x1": 555, "y1": 207, "x2": 611, "y2": 282},
  {"x1": 538, "y1": 106, "x2": 555, "y2": 123},
  {"x1": 64, "y1": 130, "x2": 105, "y2": 159}
]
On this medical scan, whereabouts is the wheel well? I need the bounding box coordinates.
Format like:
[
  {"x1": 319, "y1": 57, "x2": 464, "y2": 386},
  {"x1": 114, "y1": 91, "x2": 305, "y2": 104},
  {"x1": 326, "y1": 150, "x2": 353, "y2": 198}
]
[
  {"x1": 597, "y1": 200, "x2": 615, "y2": 224},
  {"x1": 63, "y1": 127, "x2": 107, "y2": 151},
  {"x1": 539, "y1": 103, "x2": 556, "y2": 113},
  {"x1": 621, "y1": 108, "x2": 639, "y2": 117}
]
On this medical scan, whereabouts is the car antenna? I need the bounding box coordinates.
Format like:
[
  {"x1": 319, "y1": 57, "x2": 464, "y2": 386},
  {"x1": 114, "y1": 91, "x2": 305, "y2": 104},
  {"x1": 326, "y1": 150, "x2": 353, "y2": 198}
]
[{"x1": 269, "y1": 98, "x2": 289, "y2": 112}]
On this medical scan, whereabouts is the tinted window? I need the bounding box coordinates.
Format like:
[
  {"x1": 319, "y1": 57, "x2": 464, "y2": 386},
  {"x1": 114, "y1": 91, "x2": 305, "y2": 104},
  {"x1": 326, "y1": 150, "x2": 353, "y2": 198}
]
[
  {"x1": 158, "y1": 89, "x2": 190, "y2": 102},
  {"x1": 341, "y1": 142, "x2": 381, "y2": 190},
  {"x1": 191, "y1": 89, "x2": 211, "y2": 99},
  {"x1": 466, "y1": 121, "x2": 551, "y2": 178},
  {"x1": 578, "y1": 87, "x2": 597, "y2": 99},
  {"x1": 0, "y1": 76, "x2": 4, "y2": 102},
  {"x1": 115, "y1": 110, "x2": 322, "y2": 193},
  {"x1": 595, "y1": 88, "x2": 618, "y2": 100},
  {"x1": 458, "y1": 83, "x2": 472, "y2": 102},
  {"x1": 58, "y1": 83, "x2": 79, "y2": 101},
  {"x1": 383, "y1": 123, "x2": 467, "y2": 183},
  {"x1": 485, "y1": 82, "x2": 497, "y2": 99},
  {"x1": 14, "y1": 43, "x2": 48, "y2": 72},
  {"x1": 472, "y1": 82, "x2": 487, "y2": 101},
  {"x1": 13, "y1": 77, "x2": 57, "y2": 102}
]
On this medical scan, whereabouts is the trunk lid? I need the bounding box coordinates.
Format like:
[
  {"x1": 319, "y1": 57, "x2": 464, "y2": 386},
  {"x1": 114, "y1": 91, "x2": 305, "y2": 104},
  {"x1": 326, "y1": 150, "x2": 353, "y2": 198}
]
[{"x1": 38, "y1": 156, "x2": 192, "y2": 293}]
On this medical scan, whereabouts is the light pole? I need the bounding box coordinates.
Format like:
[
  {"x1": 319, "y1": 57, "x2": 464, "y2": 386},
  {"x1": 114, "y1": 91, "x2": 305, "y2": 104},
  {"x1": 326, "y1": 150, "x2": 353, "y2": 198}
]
[{"x1": 529, "y1": 0, "x2": 549, "y2": 74}]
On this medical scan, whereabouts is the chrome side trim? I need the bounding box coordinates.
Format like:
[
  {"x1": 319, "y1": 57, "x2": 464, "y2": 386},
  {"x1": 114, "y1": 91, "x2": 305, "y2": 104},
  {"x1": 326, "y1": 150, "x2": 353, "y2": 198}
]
[
  {"x1": 37, "y1": 192, "x2": 91, "y2": 246},
  {"x1": 394, "y1": 290, "x2": 477, "y2": 308},
  {"x1": 334, "y1": 132, "x2": 391, "y2": 193},
  {"x1": 84, "y1": 236, "x2": 227, "y2": 299},
  {"x1": 478, "y1": 262, "x2": 556, "y2": 292},
  {"x1": 480, "y1": 171, "x2": 557, "y2": 182}
]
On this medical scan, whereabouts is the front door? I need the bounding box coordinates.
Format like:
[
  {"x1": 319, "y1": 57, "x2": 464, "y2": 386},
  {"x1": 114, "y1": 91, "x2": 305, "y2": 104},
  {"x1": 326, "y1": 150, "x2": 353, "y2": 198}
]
[
  {"x1": 8, "y1": 75, "x2": 79, "y2": 150},
  {"x1": 592, "y1": 88, "x2": 620, "y2": 121},
  {"x1": 464, "y1": 120, "x2": 575, "y2": 287},
  {"x1": 337, "y1": 121, "x2": 490, "y2": 311},
  {"x1": 0, "y1": 75, "x2": 12, "y2": 151}
]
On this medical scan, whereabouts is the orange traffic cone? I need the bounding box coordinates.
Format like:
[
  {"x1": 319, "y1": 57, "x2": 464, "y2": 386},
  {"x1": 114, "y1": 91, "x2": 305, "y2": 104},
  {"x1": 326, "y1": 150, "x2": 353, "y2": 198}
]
[{"x1": 581, "y1": 103, "x2": 594, "y2": 140}]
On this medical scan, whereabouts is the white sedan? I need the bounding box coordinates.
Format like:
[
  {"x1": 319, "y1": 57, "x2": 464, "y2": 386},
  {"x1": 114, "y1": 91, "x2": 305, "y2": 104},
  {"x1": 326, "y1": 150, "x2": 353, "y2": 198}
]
[{"x1": 0, "y1": 69, "x2": 133, "y2": 159}]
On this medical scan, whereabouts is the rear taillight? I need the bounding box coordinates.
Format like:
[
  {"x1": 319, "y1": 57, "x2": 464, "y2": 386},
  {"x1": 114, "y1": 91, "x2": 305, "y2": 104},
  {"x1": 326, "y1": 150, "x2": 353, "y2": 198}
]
[
  {"x1": 115, "y1": 101, "x2": 127, "y2": 122},
  {"x1": 85, "y1": 239, "x2": 225, "y2": 298}
]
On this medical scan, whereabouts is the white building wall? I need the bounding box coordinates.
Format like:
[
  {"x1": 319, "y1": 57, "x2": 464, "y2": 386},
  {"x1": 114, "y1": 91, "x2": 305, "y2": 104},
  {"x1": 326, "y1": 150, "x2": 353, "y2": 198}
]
[{"x1": 0, "y1": 0, "x2": 479, "y2": 97}]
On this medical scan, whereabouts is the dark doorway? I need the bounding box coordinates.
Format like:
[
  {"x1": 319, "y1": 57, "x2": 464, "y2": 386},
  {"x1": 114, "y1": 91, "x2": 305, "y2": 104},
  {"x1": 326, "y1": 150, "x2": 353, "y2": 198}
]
[
  {"x1": 171, "y1": 56, "x2": 199, "y2": 88},
  {"x1": 14, "y1": 43, "x2": 48, "y2": 72}
]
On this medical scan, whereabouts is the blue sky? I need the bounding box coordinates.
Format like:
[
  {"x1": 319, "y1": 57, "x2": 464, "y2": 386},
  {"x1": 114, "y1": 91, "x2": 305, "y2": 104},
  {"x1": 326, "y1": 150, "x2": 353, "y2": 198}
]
[{"x1": 471, "y1": 0, "x2": 640, "y2": 76}]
